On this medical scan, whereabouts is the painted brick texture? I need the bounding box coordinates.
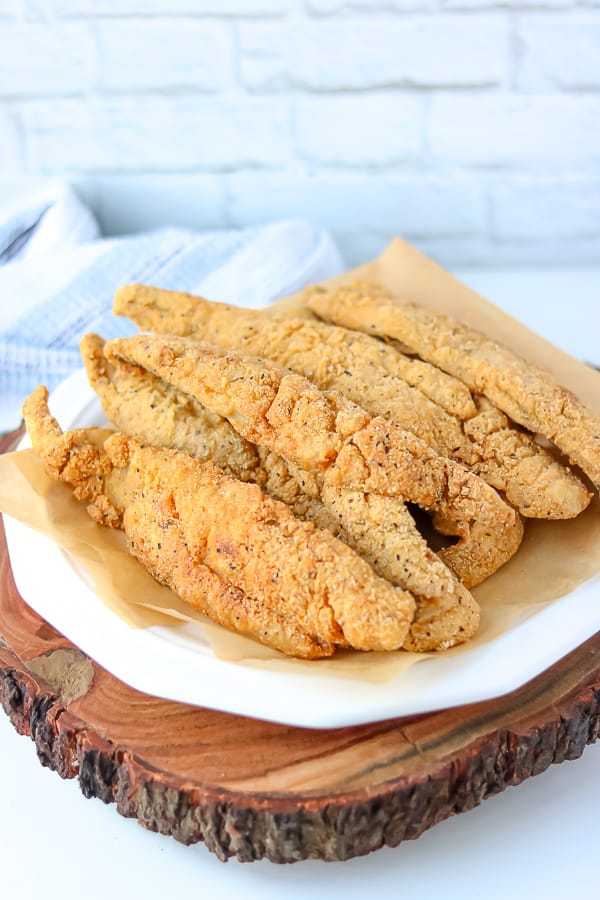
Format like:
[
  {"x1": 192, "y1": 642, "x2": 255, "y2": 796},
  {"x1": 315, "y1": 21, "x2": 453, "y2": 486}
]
[
  {"x1": 1, "y1": 1, "x2": 599, "y2": 266},
  {"x1": 239, "y1": 19, "x2": 508, "y2": 89}
]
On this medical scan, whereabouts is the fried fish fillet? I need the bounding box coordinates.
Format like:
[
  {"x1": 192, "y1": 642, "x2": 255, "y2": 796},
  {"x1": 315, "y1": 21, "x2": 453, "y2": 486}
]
[
  {"x1": 81, "y1": 332, "x2": 338, "y2": 533},
  {"x1": 83, "y1": 333, "x2": 479, "y2": 652},
  {"x1": 80, "y1": 333, "x2": 261, "y2": 483},
  {"x1": 114, "y1": 283, "x2": 476, "y2": 418},
  {"x1": 104, "y1": 333, "x2": 523, "y2": 590},
  {"x1": 23, "y1": 386, "x2": 416, "y2": 658},
  {"x1": 307, "y1": 280, "x2": 600, "y2": 493},
  {"x1": 113, "y1": 284, "x2": 589, "y2": 520}
]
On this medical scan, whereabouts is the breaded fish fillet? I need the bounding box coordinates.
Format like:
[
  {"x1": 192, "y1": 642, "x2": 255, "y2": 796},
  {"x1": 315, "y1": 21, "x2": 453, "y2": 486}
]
[
  {"x1": 113, "y1": 284, "x2": 589, "y2": 520},
  {"x1": 104, "y1": 334, "x2": 523, "y2": 589},
  {"x1": 80, "y1": 333, "x2": 262, "y2": 483},
  {"x1": 319, "y1": 483, "x2": 479, "y2": 652},
  {"x1": 81, "y1": 332, "x2": 338, "y2": 533},
  {"x1": 23, "y1": 386, "x2": 416, "y2": 658},
  {"x1": 114, "y1": 283, "x2": 476, "y2": 419},
  {"x1": 83, "y1": 333, "x2": 479, "y2": 652},
  {"x1": 307, "y1": 280, "x2": 600, "y2": 493}
]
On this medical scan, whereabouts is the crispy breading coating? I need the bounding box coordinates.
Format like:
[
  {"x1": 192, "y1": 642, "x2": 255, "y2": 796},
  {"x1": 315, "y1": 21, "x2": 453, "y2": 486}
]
[
  {"x1": 113, "y1": 284, "x2": 590, "y2": 520},
  {"x1": 23, "y1": 387, "x2": 416, "y2": 658},
  {"x1": 307, "y1": 280, "x2": 600, "y2": 493},
  {"x1": 320, "y1": 483, "x2": 479, "y2": 652},
  {"x1": 81, "y1": 332, "x2": 339, "y2": 533},
  {"x1": 114, "y1": 283, "x2": 477, "y2": 418},
  {"x1": 22, "y1": 384, "x2": 122, "y2": 527},
  {"x1": 80, "y1": 333, "x2": 262, "y2": 484},
  {"x1": 105, "y1": 336, "x2": 368, "y2": 470},
  {"x1": 463, "y1": 397, "x2": 589, "y2": 518},
  {"x1": 83, "y1": 334, "x2": 478, "y2": 652},
  {"x1": 329, "y1": 417, "x2": 521, "y2": 591},
  {"x1": 104, "y1": 334, "x2": 522, "y2": 589}
]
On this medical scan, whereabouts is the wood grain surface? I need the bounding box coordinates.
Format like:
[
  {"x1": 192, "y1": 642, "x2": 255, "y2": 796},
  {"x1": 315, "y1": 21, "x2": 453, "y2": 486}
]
[{"x1": 1, "y1": 497, "x2": 600, "y2": 862}]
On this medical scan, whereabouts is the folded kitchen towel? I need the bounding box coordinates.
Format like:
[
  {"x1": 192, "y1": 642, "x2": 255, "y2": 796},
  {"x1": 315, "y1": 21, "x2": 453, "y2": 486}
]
[{"x1": 0, "y1": 184, "x2": 344, "y2": 431}]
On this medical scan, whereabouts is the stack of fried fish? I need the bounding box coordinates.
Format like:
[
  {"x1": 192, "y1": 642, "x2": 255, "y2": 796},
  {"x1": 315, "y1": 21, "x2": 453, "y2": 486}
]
[{"x1": 23, "y1": 279, "x2": 599, "y2": 658}]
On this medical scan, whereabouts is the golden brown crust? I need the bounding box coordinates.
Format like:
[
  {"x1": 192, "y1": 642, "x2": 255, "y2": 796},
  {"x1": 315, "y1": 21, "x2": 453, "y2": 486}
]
[
  {"x1": 111, "y1": 438, "x2": 416, "y2": 656},
  {"x1": 114, "y1": 283, "x2": 477, "y2": 419},
  {"x1": 403, "y1": 580, "x2": 480, "y2": 653},
  {"x1": 104, "y1": 333, "x2": 520, "y2": 591},
  {"x1": 81, "y1": 332, "x2": 341, "y2": 534},
  {"x1": 84, "y1": 336, "x2": 478, "y2": 651},
  {"x1": 22, "y1": 386, "x2": 122, "y2": 527},
  {"x1": 80, "y1": 333, "x2": 263, "y2": 484},
  {"x1": 113, "y1": 284, "x2": 590, "y2": 520},
  {"x1": 23, "y1": 387, "x2": 415, "y2": 657},
  {"x1": 319, "y1": 483, "x2": 479, "y2": 652},
  {"x1": 463, "y1": 397, "x2": 589, "y2": 518},
  {"x1": 307, "y1": 280, "x2": 600, "y2": 493},
  {"x1": 326, "y1": 418, "x2": 524, "y2": 589},
  {"x1": 105, "y1": 334, "x2": 368, "y2": 470}
]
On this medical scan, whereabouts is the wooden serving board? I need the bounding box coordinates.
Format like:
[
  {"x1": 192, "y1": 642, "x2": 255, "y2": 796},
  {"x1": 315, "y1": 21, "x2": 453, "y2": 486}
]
[{"x1": 1, "y1": 504, "x2": 600, "y2": 865}]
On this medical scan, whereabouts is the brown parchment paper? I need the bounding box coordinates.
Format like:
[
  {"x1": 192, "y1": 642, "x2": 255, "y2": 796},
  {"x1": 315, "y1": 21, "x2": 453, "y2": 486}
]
[{"x1": 1, "y1": 237, "x2": 599, "y2": 686}]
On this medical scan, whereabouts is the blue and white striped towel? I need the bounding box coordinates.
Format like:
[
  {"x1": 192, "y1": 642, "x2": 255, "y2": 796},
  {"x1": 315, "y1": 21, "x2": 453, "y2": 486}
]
[{"x1": 0, "y1": 184, "x2": 344, "y2": 431}]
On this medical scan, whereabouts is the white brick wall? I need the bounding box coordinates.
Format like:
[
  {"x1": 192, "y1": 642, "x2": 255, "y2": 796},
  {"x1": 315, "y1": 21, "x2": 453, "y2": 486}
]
[
  {"x1": 295, "y1": 95, "x2": 422, "y2": 165},
  {"x1": 1, "y1": 1, "x2": 599, "y2": 266},
  {"x1": 23, "y1": 97, "x2": 292, "y2": 171},
  {"x1": 240, "y1": 18, "x2": 508, "y2": 89},
  {"x1": 30, "y1": 0, "x2": 296, "y2": 15},
  {"x1": 0, "y1": 1, "x2": 21, "y2": 18},
  {"x1": 491, "y1": 176, "x2": 600, "y2": 238},
  {"x1": 429, "y1": 95, "x2": 600, "y2": 168},
  {"x1": 0, "y1": 108, "x2": 21, "y2": 170},
  {"x1": 228, "y1": 171, "x2": 487, "y2": 234},
  {"x1": 0, "y1": 24, "x2": 94, "y2": 95},
  {"x1": 95, "y1": 21, "x2": 235, "y2": 92},
  {"x1": 516, "y1": 17, "x2": 600, "y2": 90}
]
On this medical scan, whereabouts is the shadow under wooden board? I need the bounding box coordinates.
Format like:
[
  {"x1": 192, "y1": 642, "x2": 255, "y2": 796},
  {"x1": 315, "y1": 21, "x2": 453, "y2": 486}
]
[{"x1": 1, "y1": 491, "x2": 600, "y2": 864}]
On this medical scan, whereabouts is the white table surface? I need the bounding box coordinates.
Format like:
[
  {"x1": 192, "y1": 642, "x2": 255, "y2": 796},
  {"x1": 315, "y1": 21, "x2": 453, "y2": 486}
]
[{"x1": 1, "y1": 266, "x2": 599, "y2": 900}]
